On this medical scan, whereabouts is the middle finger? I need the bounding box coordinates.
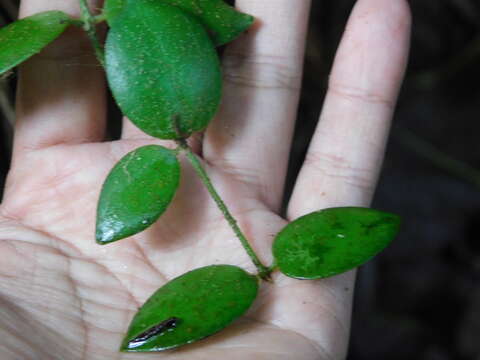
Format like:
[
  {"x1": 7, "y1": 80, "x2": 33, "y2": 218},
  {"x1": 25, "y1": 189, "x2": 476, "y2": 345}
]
[{"x1": 203, "y1": 0, "x2": 312, "y2": 212}]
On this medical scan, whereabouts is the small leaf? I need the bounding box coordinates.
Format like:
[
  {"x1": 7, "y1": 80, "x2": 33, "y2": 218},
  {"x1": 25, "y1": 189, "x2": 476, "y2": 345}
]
[
  {"x1": 96, "y1": 145, "x2": 180, "y2": 244},
  {"x1": 121, "y1": 265, "x2": 259, "y2": 352},
  {"x1": 272, "y1": 207, "x2": 401, "y2": 279},
  {"x1": 162, "y1": 0, "x2": 255, "y2": 46},
  {"x1": 105, "y1": 1, "x2": 222, "y2": 139},
  {"x1": 0, "y1": 11, "x2": 72, "y2": 74}
]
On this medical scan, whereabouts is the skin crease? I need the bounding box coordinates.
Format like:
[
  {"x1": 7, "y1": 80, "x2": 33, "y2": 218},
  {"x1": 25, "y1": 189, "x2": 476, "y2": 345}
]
[{"x1": 0, "y1": 0, "x2": 411, "y2": 359}]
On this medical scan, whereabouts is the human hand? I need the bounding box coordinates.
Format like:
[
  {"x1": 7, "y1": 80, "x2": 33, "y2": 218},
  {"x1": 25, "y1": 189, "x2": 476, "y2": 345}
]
[{"x1": 0, "y1": 0, "x2": 411, "y2": 359}]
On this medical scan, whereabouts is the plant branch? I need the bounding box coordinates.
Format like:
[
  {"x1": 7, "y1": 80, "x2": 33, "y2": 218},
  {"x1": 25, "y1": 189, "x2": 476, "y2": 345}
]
[
  {"x1": 94, "y1": 13, "x2": 107, "y2": 24},
  {"x1": 79, "y1": 0, "x2": 105, "y2": 66},
  {"x1": 176, "y1": 140, "x2": 271, "y2": 280}
]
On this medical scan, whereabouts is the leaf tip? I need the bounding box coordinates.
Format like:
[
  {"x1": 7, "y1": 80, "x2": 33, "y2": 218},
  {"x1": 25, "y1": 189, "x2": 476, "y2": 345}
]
[
  {"x1": 245, "y1": 14, "x2": 255, "y2": 26},
  {"x1": 380, "y1": 210, "x2": 402, "y2": 234},
  {"x1": 119, "y1": 334, "x2": 144, "y2": 352},
  {"x1": 119, "y1": 339, "x2": 136, "y2": 353},
  {"x1": 119, "y1": 338, "x2": 139, "y2": 352},
  {"x1": 95, "y1": 226, "x2": 117, "y2": 245},
  {"x1": 119, "y1": 341, "x2": 129, "y2": 352},
  {"x1": 392, "y1": 212, "x2": 402, "y2": 226}
]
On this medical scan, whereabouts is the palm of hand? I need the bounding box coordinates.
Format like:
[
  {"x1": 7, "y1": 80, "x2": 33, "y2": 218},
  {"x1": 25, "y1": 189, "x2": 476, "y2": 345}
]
[{"x1": 0, "y1": 141, "x2": 330, "y2": 359}]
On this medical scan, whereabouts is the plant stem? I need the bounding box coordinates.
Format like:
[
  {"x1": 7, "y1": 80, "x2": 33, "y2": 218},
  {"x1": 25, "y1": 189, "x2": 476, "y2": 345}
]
[
  {"x1": 79, "y1": 0, "x2": 105, "y2": 66},
  {"x1": 176, "y1": 140, "x2": 271, "y2": 280},
  {"x1": 93, "y1": 13, "x2": 107, "y2": 24}
]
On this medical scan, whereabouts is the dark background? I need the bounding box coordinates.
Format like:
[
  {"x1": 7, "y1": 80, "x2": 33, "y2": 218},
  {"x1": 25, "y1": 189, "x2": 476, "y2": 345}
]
[{"x1": 1, "y1": 1, "x2": 479, "y2": 359}]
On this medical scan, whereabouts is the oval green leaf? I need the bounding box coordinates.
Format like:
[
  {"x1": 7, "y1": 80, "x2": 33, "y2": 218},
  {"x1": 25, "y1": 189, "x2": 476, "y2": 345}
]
[
  {"x1": 272, "y1": 207, "x2": 401, "y2": 279},
  {"x1": 96, "y1": 145, "x2": 180, "y2": 244},
  {"x1": 163, "y1": 0, "x2": 254, "y2": 46},
  {"x1": 0, "y1": 11, "x2": 71, "y2": 75},
  {"x1": 121, "y1": 265, "x2": 259, "y2": 352},
  {"x1": 105, "y1": 1, "x2": 222, "y2": 139}
]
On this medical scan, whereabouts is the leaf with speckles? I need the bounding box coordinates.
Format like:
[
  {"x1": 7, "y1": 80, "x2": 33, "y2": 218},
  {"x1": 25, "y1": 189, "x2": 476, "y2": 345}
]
[
  {"x1": 104, "y1": 0, "x2": 254, "y2": 45},
  {"x1": 0, "y1": 11, "x2": 72, "y2": 74},
  {"x1": 96, "y1": 145, "x2": 180, "y2": 244},
  {"x1": 121, "y1": 265, "x2": 259, "y2": 352},
  {"x1": 105, "y1": 0, "x2": 222, "y2": 139},
  {"x1": 272, "y1": 207, "x2": 401, "y2": 279},
  {"x1": 161, "y1": 0, "x2": 254, "y2": 46}
]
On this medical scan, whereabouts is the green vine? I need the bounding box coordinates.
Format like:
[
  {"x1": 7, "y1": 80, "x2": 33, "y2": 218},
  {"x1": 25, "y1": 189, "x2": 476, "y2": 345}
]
[
  {"x1": 79, "y1": 0, "x2": 105, "y2": 66},
  {"x1": 176, "y1": 139, "x2": 272, "y2": 280}
]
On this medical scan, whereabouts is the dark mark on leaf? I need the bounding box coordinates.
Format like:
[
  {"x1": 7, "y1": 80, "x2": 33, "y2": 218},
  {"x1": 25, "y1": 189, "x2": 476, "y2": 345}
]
[{"x1": 127, "y1": 317, "x2": 181, "y2": 349}]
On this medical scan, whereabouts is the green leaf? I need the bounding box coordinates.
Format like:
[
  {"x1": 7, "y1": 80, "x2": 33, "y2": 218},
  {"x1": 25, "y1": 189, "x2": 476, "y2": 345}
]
[
  {"x1": 162, "y1": 0, "x2": 254, "y2": 46},
  {"x1": 96, "y1": 145, "x2": 180, "y2": 244},
  {"x1": 121, "y1": 265, "x2": 259, "y2": 352},
  {"x1": 272, "y1": 207, "x2": 401, "y2": 279},
  {"x1": 103, "y1": 0, "x2": 124, "y2": 26},
  {"x1": 0, "y1": 11, "x2": 72, "y2": 75},
  {"x1": 105, "y1": 1, "x2": 222, "y2": 139},
  {"x1": 103, "y1": 0, "x2": 254, "y2": 46}
]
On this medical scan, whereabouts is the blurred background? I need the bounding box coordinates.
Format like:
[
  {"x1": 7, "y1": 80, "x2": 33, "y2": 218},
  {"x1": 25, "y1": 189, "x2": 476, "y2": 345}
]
[{"x1": 1, "y1": 1, "x2": 479, "y2": 359}]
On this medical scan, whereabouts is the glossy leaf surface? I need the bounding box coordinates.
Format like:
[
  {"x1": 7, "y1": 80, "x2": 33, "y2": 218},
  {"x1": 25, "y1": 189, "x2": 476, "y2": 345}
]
[
  {"x1": 163, "y1": 0, "x2": 254, "y2": 46},
  {"x1": 105, "y1": 1, "x2": 222, "y2": 139},
  {"x1": 96, "y1": 145, "x2": 180, "y2": 244},
  {"x1": 273, "y1": 207, "x2": 401, "y2": 279},
  {"x1": 121, "y1": 265, "x2": 259, "y2": 352},
  {"x1": 0, "y1": 11, "x2": 71, "y2": 74}
]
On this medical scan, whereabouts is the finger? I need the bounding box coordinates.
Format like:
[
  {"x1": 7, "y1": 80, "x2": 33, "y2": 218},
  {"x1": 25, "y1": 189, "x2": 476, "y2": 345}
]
[
  {"x1": 288, "y1": 0, "x2": 411, "y2": 218},
  {"x1": 12, "y1": 0, "x2": 106, "y2": 160},
  {"x1": 202, "y1": 0, "x2": 311, "y2": 211},
  {"x1": 283, "y1": 0, "x2": 411, "y2": 357}
]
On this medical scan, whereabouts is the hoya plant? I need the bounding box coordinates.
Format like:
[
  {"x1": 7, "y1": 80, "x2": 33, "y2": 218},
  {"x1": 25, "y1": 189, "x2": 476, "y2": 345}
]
[{"x1": 0, "y1": 0, "x2": 401, "y2": 353}]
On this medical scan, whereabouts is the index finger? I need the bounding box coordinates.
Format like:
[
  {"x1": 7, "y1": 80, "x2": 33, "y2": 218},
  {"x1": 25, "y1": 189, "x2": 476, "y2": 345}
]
[
  {"x1": 203, "y1": 0, "x2": 312, "y2": 212},
  {"x1": 11, "y1": 0, "x2": 106, "y2": 161}
]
